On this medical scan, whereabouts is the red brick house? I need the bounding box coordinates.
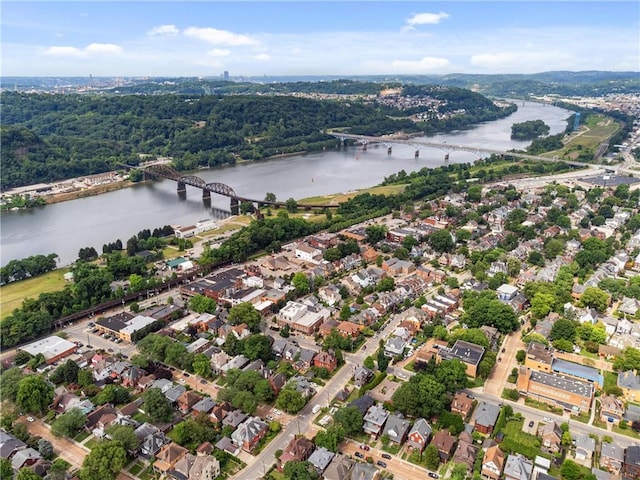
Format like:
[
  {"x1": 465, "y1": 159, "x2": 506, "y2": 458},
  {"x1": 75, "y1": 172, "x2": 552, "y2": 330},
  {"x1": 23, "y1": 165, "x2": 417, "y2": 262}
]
[{"x1": 313, "y1": 351, "x2": 338, "y2": 373}]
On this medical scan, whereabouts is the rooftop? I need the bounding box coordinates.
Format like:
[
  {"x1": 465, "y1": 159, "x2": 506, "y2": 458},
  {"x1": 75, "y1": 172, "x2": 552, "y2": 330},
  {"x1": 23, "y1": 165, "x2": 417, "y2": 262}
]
[
  {"x1": 551, "y1": 358, "x2": 603, "y2": 386},
  {"x1": 529, "y1": 370, "x2": 594, "y2": 398},
  {"x1": 19, "y1": 335, "x2": 76, "y2": 361}
]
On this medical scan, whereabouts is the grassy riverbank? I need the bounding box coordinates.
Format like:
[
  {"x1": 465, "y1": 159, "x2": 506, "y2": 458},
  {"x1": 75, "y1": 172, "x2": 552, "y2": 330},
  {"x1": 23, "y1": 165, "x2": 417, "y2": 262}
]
[{"x1": 0, "y1": 268, "x2": 70, "y2": 320}]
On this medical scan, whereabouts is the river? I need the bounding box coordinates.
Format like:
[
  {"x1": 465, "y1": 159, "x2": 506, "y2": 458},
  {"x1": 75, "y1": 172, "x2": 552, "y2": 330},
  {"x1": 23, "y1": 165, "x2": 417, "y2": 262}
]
[{"x1": 1, "y1": 101, "x2": 571, "y2": 267}]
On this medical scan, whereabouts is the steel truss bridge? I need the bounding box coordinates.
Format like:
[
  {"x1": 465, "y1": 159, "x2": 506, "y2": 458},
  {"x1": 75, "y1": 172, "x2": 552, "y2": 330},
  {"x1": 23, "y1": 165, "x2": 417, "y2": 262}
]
[
  {"x1": 133, "y1": 164, "x2": 338, "y2": 215},
  {"x1": 328, "y1": 132, "x2": 588, "y2": 168}
]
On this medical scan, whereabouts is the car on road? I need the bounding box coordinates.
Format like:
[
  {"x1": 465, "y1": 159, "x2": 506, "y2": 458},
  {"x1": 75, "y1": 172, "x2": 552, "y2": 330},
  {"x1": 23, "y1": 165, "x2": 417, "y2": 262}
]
[
  {"x1": 355, "y1": 452, "x2": 364, "y2": 459},
  {"x1": 312, "y1": 405, "x2": 321, "y2": 414},
  {"x1": 26, "y1": 416, "x2": 34, "y2": 422},
  {"x1": 376, "y1": 461, "x2": 387, "y2": 468},
  {"x1": 184, "y1": 373, "x2": 190, "y2": 377},
  {"x1": 178, "y1": 379, "x2": 186, "y2": 384},
  {"x1": 200, "y1": 379, "x2": 207, "y2": 384},
  {"x1": 381, "y1": 453, "x2": 392, "y2": 459},
  {"x1": 360, "y1": 444, "x2": 370, "y2": 451},
  {"x1": 266, "y1": 415, "x2": 274, "y2": 421},
  {"x1": 428, "y1": 473, "x2": 439, "y2": 479},
  {"x1": 528, "y1": 420, "x2": 534, "y2": 428},
  {"x1": 543, "y1": 417, "x2": 552, "y2": 423},
  {"x1": 107, "y1": 348, "x2": 114, "y2": 353}
]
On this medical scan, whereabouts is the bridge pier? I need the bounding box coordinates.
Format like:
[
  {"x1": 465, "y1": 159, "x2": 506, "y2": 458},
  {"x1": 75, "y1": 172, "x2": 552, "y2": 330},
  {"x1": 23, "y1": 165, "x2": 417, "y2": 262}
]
[
  {"x1": 387, "y1": 146, "x2": 392, "y2": 155},
  {"x1": 202, "y1": 189, "x2": 211, "y2": 200},
  {"x1": 362, "y1": 143, "x2": 367, "y2": 151},
  {"x1": 230, "y1": 198, "x2": 239, "y2": 215},
  {"x1": 415, "y1": 150, "x2": 419, "y2": 158},
  {"x1": 177, "y1": 181, "x2": 186, "y2": 194},
  {"x1": 444, "y1": 153, "x2": 450, "y2": 166}
]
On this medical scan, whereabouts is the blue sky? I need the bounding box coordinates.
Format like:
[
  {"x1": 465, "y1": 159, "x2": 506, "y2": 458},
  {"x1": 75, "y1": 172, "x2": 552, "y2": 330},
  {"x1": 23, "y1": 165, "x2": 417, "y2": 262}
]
[{"x1": 1, "y1": 1, "x2": 638, "y2": 77}]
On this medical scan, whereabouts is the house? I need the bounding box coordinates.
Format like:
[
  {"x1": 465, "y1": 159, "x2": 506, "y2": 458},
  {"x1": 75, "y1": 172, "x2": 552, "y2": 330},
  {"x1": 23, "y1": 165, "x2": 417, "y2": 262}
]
[
  {"x1": 453, "y1": 431, "x2": 479, "y2": 473},
  {"x1": 437, "y1": 340, "x2": 485, "y2": 378},
  {"x1": 618, "y1": 370, "x2": 640, "y2": 402},
  {"x1": 623, "y1": 445, "x2": 640, "y2": 480},
  {"x1": 215, "y1": 436, "x2": 241, "y2": 456},
  {"x1": 85, "y1": 404, "x2": 118, "y2": 436},
  {"x1": 135, "y1": 423, "x2": 168, "y2": 458},
  {"x1": 497, "y1": 284, "x2": 519, "y2": 302},
  {"x1": 11, "y1": 447, "x2": 41, "y2": 471},
  {"x1": 574, "y1": 434, "x2": 596, "y2": 463},
  {"x1": 353, "y1": 367, "x2": 374, "y2": 388},
  {"x1": 430, "y1": 430, "x2": 456, "y2": 462},
  {"x1": 0, "y1": 430, "x2": 26, "y2": 460},
  {"x1": 599, "y1": 395, "x2": 625, "y2": 425},
  {"x1": 173, "y1": 453, "x2": 220, "y2": 480},
  {"x1": 517, "y1": 368, "x2": 594, "y2": 414},
  {"x1": 323, "y1": 454, "x2": 355, "y2": 480},
  {"x1": 472, "y1": 402, "x2": 501, "y2": 435},
  {"x1": 230, "y1": 416, "x2": 268, "y2": 452},
  {"x1": 268, "y1": 372, "x2": 288, "y2": 396},
  {"x1": 601, "y1": 442, "x2": 624, "y2": 473},
  {"x1": 481, "y1": 445, "x2": 506, "y2": 480},
  {"x1": 295, "y1": 243, "x2": 322, "y2": 264},
  {"x1": 222, "y1": 410, "x2": 248, "y2": 429},
  {"x1": 313, "y1": 351, "x2": 338, "y2": 373},
  {"x1": 406, "y1": 418, "x2": 432, "y2": 452},
  {"x1": 154, "y1": 442, "x2": 188, "y2": 475},
  {"x1": 350, "y1": 462, "x2": 380, "y2": 480},
  {"x1": 382, "y1": 413, "x2": 410, "y2": 444},
  {"x1": 540, "y1": 422, "x2": 562, "y2": 453},
  {"x1": 209, "y1": 401, "x2": 233, "y2": 424},
  {"x1": 504, "y1": 453, "x2": 533, "y2": 480},
  {"x1": 349, "y1": 394, "x2": 375, "y2": 416},
  {"x1": 451, "y1": 391, "x2": 475, "y2": 419},
  {"x1": 307, "y1": 446, "x2": 335, "y2": 474},
  {"x1": 192, "y1": 397, "x2": 217, "y2": 416},
  {"x1": 363, "y1": 404, "x2": 389, "y2": 438},
  {"x1": 384, "y1": 337, "x2": 408, "y2": 358},
  {"x1": 177, "y1": 390, "x2": 202, "y2": 415},
  {"x1": 278, "y1": 436, "x2": 316, "y2": 470}
]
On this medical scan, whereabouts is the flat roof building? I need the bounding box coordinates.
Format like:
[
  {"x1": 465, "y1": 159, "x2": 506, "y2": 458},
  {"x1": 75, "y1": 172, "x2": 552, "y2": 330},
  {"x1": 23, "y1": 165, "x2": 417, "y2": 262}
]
[
  {"x1": 437, "y1": 340, "x2": 485, "y2": 378},
  {"x1": 517, "y1": 367, "x2": 594, "y2": 414},
  {"x1": 19, "y1": 336, "x2": 77, "y2": 364}
]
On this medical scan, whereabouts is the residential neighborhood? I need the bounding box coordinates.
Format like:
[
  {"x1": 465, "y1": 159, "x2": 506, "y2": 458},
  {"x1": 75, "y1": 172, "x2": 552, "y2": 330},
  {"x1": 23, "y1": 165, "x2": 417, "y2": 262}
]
[{"x1": 3, "y1": 123, "x2": 640, "y2": 480}]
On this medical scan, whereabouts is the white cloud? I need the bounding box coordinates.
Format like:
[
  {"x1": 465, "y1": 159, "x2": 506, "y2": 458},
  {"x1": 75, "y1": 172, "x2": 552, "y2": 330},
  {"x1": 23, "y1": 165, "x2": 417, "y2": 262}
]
[
  {"x1": 208, "y1": 49, "x2": 230, "y2": 57},
  {"x1": 404, "y1": 12, "x2": 450, "y2": 30},
  {"x1": 85, "y1": 43, "x2": 123, "y2": 55},
  {"x1": 183, "y1": 27, "x2": 258, "y2": 46},
  {"x1": 470, "y1": 52, "x2": 518, "y2": 69},
  {"x1": 41, "y1": 43, "x2": 123, "y2": 58},
  {"x1": 253, "y1": 53, "x2": 270, "y2": 61},
  {"x1": 391, "y1": 56, "x2": 451, "y2": 73},
  {"x1": 147, "y1": 24, "x2": 180, "y2": 37}
]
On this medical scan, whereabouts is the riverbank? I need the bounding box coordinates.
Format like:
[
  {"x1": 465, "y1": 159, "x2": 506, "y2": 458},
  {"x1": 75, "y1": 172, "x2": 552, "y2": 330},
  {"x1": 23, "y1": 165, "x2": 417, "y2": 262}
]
[{"x1": 42, "y1": 179, "x2": 136, "y2": 205}]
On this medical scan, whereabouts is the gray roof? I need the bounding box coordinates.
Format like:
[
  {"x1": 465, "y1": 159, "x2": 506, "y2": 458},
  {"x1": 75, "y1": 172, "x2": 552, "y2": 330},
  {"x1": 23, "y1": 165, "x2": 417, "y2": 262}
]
[
  {"x1": 504, "y1": 453, "x2": 533, "y2": 480},
  {"x1": 0, "y1": 430, "x2": 26, "y2": 459},
  {"x1": 192, "y1": 397, "x2": 217, "y2": 413},
  {"x1": 11, "y1": 447, "x2": 41, "y2": 470},
  {"x1": 351, "y1": 462, "x2": 379, "y2": 480},
  {"x1": 323, "y1": 454, "x2": 355, "y2": 480},
  {"x1": 601, "y1": 442, "x2": 624, "y2": 461},
  {"x1": 618, "y1": 370, "x2": 640, "y2": 390},
  {"x1": 473, "y1": 401, "x2": 501, "y2": 428},
  {"x1": 626, "y1": 445, "x2": 640, "y2": 467},
  {"x1": 307, "y1": 446, "x2": 335, "y2": 472},
  {"x1": 408, "y1": 418, "x2": 432, "y2": 441},
  {"x1": 364, "y1": 404, "x2": 390, "y2": 427},
  {"x1": 591, "y1": 469, "x2": 612, "y2": 480},
  {"x1": 574, "y1": 434, "x2": 595, "y2": 455},
  {"x1": 529, "y1": 370, "x2": 594, "y2": 398},
  {"x1": 164, "y1": 384, "x2": 187, "y2": 403},
  {"x1": 440, "y1": 340, "x2": 485, "y2": 366},
  {"x1": 382, "y1": 413, "x2": 410, "y2": 443}
]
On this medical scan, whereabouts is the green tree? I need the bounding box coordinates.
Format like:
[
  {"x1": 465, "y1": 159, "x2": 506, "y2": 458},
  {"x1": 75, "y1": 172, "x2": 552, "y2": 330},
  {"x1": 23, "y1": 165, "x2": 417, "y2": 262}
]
[
  {"x1": 429, "y1": 229, "x2": 455, "y2": 253},
  {"x1": 243, "y1": 335, "x2": 273, "y2": 362},
  {"x1": 265, "y1": 192, "x2": 277, "y2": 202},
  {"x1": 37, "y1": 438, "x2": 53, "y2": 459},
  {"x1": 580, "y1": 287, "x2": 610, "y2": 313},
  {"x1": 17, "y1": 469, "x2": 41, "y2": 480},
  {"x1": 0, "y1": 367, "x2": 24, "y2": 402},
  {"x1": 192, "y1": 353, "x2": 213, "y2": 379},
  {"x1": 550, "y1": 318, "x2": 576, "y2": 342},
  {"x1": 283, "y1": 460, "x2": 318, "y2": 480},
  {"x1": 106, "y1": 425, "x2": 139, "y2": 452},
  {"x1": 228, "y1": 302, "x2": 261, "y2": 331},
  {"x1": 285, "y1": 198, "x2": 298, "y2": 213},
  {"x1": 275, "y1": 388, "x2": 306, "y2": 414},
  {"x1": 530, "y1": 292, "x2": 556, "y2": 319},
  {"x1": 94, "y1": 385, "x2": 130, "y2": 406},
  {"x1": 424, "y1": 444, "x2": 441, "y2": 470},
  {"x1": 16, "y1": 375, "x2": 53, "y2": 414},
  {"x1": 52, "y1": 408, "x2": 87, "y2": 438},
  {"x1": 80, "y1": 440, "x2": 127, "y2": 480},
  {"x1": 144, "y1": 388, "x2": 173, "y2": 422},
  {"x1": 333, "y1": 406, "x2": 364, "y2": 435},
  {"x1": 188, "y1": 294, "x2": 217, "y2": 314},
  {"x1": 292, "y1": 272, "x2": 310, "y2": 295},
  {"x1": 0, "y1": 458, "x2": 13, "y2": 480},
  {"x1": 365, "y1": 225, "x2": 387, "y2": 245}
]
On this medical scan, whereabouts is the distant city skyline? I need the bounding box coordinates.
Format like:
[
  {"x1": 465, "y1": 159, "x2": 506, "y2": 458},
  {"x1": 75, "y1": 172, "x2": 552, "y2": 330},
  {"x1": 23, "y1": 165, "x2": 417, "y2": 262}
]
[{"x1": 1, "y1": 1, "x2": 638, "y2": 77}]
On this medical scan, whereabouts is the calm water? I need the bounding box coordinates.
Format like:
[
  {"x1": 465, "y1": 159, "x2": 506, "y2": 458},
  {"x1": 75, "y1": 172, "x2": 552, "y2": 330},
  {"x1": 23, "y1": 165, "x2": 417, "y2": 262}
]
[{"x1": 1, "y1": 101, "x2": 571, "y2": 266}]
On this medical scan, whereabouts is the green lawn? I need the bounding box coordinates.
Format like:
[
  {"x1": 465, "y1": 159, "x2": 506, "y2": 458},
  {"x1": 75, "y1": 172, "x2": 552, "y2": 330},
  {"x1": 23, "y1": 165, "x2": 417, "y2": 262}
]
[
  {"x1": 603, "y1": 371, "x2": 618, "y2": 391},
  {"x1": 381, "y1": 443, "x2": 401, "y2": 455},
  {"x1": 129, "y1": 462, "x2": 145, "y2": 476},
  {"x1": 73, "y1": 431, "x2": 90, "y2": 443},
  {"x1": 0, "y1": 268, "x2": 70, "y2": 319},
  {"x1": 501, "y1": 419, "x2": 547, "y2": 460},
  {"x1": 84, "y1": 438, "x2": 101, "y2": 450}
]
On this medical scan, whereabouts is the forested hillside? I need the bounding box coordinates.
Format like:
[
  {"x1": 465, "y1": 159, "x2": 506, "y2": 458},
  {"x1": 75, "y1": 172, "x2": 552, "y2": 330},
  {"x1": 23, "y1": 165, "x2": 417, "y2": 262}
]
[{"x1": 1, "y1": 85, "x2": 515, "y2": 189}]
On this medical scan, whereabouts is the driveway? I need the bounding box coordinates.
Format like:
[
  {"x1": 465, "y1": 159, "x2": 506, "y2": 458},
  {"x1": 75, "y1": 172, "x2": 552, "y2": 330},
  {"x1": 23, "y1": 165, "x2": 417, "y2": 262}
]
[
  {"x1": 483, "y1": 328, "x2": 524, "y2": 397},
  {"x1": 19, "y1": 417, "x2": 88, "y2": 470}
]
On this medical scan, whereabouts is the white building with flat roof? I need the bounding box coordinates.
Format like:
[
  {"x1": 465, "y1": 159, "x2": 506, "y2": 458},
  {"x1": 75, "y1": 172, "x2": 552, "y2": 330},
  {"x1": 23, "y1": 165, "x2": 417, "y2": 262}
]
[{"x1": 20, "y1": 336, "x2": 77, "y2": 364}]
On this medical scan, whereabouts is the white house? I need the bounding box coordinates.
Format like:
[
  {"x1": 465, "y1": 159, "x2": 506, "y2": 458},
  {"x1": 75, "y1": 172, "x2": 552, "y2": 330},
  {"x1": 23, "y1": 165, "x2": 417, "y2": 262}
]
[{"x1": 295, "y1": 243, "x2": 322, "y2": 264}]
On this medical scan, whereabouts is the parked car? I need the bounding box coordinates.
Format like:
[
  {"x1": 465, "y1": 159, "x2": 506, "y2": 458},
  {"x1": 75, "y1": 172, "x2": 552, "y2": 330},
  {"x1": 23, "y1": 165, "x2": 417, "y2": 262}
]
[
  {"x1": 376, "y1": 461, "x2": 387, "y2": 468},
  {"x1": 381, "y1": 453, "x2": 392, "y2": 459},
  {"x1": 428, "y1": 473, "x2": 439, "y2": 479},
  {"x1": 528, "y1": 420, "x2": 534, "y2": 428},
  {"x1": 355, "y1": 452, "x2": 364, "y2": 459},
  {"x1": 26, "y1": 416, "x2": 34, "y2": 423},
  {"x1": 360, "y1": 444, "x2": 370, "y2": 451}
]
